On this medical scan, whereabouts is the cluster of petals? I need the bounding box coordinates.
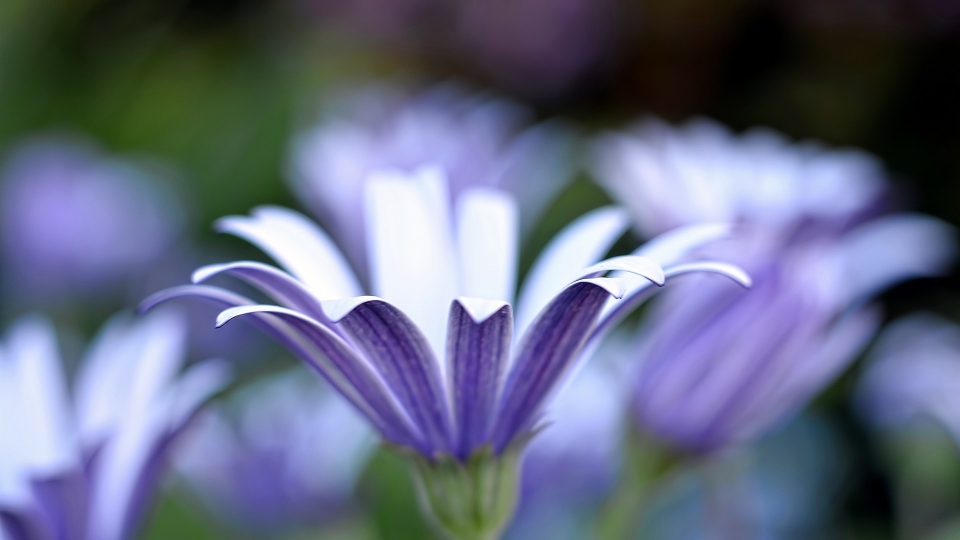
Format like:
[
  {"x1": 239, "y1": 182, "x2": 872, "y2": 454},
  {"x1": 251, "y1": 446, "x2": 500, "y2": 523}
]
[
  {"x1": 145, "y1": 166, "x2": 750, "y2": 461},
  {"x1": 592, "y1": 117, "x2": 955, "y2": 453},
  {"x1": 0, "y1": 311, "x2": 230, "y2": 540}
]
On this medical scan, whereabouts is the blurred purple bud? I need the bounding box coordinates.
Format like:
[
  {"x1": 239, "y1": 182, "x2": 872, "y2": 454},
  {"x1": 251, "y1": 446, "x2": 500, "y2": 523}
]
[
  {"x1": 0, "y1": 137, "x2": 183, "y2": 302},
  {"x1": 176, "y1": 369, "x2": 375, "y2": 533}
]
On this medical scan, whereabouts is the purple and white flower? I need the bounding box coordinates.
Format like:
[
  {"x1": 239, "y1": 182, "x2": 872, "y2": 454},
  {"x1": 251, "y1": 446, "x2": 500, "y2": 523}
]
[
  {"x1": 175, "y1": 369, "x2": 375, "y2": 534},
  {"x1": 143, "y1": 165, "x2": 748, "y2": 535},
  {"x1": 0, "y1": 310, "x2": 231, "y2": 540},
  {"x1": 0, "y1": 136, "x2": 182, "y2": 302},
  {"x1": 592, "y1": 117, "x2": 955, "y2": 454},
  {"x1": 287, "y1": 84, "x2": 576, "y2": 271}
]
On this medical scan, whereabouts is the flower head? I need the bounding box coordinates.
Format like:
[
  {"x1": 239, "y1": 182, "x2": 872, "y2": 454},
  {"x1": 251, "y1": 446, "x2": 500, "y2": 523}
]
[
  {"x1": 592, "y1": 117, "x2": 955, "y2": 454},
  {"x1": 0, "y1": 310, "x2": 230, "y2": 540},
  {"x1": 143, "y1": 165, "x2": 748, "y2": 535},
  {"x1": 146, "y1": 166, "x2": 747, "y2": 460},
  {"x1": 0, "y1": 136, "x2": 182, "y2": 302},
  {"x1": 175, "y1": 369, "x2": 375, "y2": 533}
]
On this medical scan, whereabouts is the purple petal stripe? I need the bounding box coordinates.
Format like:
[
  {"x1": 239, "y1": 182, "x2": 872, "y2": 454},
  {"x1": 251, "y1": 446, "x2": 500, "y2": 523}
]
[
  {"x1": 217, "y1": 305, "x2": 426, "y2": 451},
  {"x1": 335, "y1": 300, "x2": 455, "y2": 456},
  {"x1": 447, "y1": 300, "x2": 513, "y2": 458},
  {"x1": 143, "y1": 286, "x2": 424, "y2": 450},
  {"x1": 490, "y1": 281, "x2": 616, "y2": 451}
]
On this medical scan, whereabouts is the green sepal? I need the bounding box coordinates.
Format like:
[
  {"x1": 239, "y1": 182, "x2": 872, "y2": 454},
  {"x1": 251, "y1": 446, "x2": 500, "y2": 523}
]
[{"x1": 392, "y1": 440, "x2": 530, "y2": 540}]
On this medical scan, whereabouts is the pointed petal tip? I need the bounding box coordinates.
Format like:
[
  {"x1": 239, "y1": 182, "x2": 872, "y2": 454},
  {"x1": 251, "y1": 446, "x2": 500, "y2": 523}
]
[
  {"x1": 664, "y1": 261, "x2": 752, "y2": 288},
  {"x1": 215, "y1": 305, "x2": 258, "y2": 328},
  {"x1": 320, "y1": 296, "x2": 385, "y2": 322},
  {"x1": 212, "y1": 214, "x2": 244, "y2": 234},
  {"x1": 454, "y1": 297, "x2": 511, "y2": 324},
  {"x1": 139, "y1": 289, "x2": 172, "y2": 314},
  {"x1": 580, "y1": 255, "x2": 666, "y2": 286},
  {"x1": 191, "y1": 263, "x2": 225, "y2": 284}
]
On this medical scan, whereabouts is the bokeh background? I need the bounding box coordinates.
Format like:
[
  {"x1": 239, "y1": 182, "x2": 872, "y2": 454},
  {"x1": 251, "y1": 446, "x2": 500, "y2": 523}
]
[{"x1": 2, "y1": 0, "x2": 960, "y2": 538}]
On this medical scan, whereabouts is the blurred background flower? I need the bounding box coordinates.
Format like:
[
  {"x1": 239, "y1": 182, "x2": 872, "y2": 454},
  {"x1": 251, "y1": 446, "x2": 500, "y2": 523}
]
[
  {"x1": 175, "y1": 368, "x2": 375, "y2": 537},
  {"x1": 0, "y1": 136, "x2": 182, "y2": 306},
  {"x1": 288, "y1": 83, "x2": 576, "y2": 273},
  {"x1": 592, "y1": 118, "x2": 955, "y2": 455},
  {"x1": 0, "y1": 309, "x2": 230, "y2": 540}
]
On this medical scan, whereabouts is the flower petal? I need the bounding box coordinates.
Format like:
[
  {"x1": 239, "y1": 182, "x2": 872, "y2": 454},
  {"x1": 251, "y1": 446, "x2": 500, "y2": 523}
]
[
  {"x1": 192, "y1": 261, "x2": 327, "y2": 321},
  {"x1": 634, "y1": 222, "x2": 733, "y2": 266},
  {"x1": 216, "y1": 305, "x2": 425, "y2": 450},
  {"x1": 332, "y1": 299, "x2": 454, "y2": 455},
  {"x1": 491, "y1": 281, "x2": 617, "y2": 450},
  {"x1": 836, "y1": 214, "x2": 956, "y2": 303},
  {"x1": 456, "y1": 188, "x2": 519, "y2": 304},
  {"x1": 447, "y1": 300, "x2": 512, "y2": 458},
  {"x1": 592, "y1": 261, "x2": 752, "y2": 344},
  {"x1": 515, "y1": 206, "x2": 629, "y2": 336},
  {"x1": 215, "y1": 206, "x2": 361, "y2": 300},
  {"x1": 578, "y1": 255, "x2": 665, "y2": 286},
  {"x1": 144, "y1": 286, "x2": 423, "y2": 449},
  {"x1": 3, "y1": 317, "x2": 78, "y2": 478},
  {"x1": 365, "y1": 167, "x2": 460, "y2": 361},
  {"x1": 87, "y1": 359, "x2": 232, "y2": 540},
  {"x1": 735, "y1": 307, "x2": 881, "y2": 443}
]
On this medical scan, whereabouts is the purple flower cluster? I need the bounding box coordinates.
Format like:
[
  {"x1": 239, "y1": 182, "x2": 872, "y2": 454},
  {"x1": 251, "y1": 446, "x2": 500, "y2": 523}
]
[{"x1": 593, "y1": 117, "x2": 955, "y2": 453}]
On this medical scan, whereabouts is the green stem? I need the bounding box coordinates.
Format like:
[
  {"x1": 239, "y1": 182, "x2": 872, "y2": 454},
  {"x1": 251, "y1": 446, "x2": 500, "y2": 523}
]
[{"x1": 396, "y1": 444, "x2": 527, "y2": 540}]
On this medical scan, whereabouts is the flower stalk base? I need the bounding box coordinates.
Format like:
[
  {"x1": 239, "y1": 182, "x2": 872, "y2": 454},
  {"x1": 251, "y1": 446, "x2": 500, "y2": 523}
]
[{"x1": 400, "y1": 446, "x2": 523, "y2": 540}]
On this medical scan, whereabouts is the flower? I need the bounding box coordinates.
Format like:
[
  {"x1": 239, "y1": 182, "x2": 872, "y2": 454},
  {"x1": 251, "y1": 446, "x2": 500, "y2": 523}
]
[
  {"x1": 0, "y1": 310, "x2": 231, "y2": 540},
  {"x1": 855, "y1": 313, "x2": 960, "y2": 437},
  {"x1": 591, "y1": 117, "x2": 955, "y2": 454},
  {"x1": 175, "y1": 369, "x2": 375, "y2": 534},
  {"x1": 287, "y1": 84, "x2": 576, "y2": 270},
  {"x1": 0, "y1": 136, "x2": 182, "y2": 302},
  {"x1": 144, "y1": 166, "x2": 749, "y2": 536}
]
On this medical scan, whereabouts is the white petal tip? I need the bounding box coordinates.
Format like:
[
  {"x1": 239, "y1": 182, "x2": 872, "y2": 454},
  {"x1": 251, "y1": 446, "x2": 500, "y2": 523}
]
[
  {"x1": 581, "y1": 255, "x2": 666, "y2": 286},
  {"x1": 191, "y1": 264, "x2": 224, "y2": 284},
  {"x1": 455, "y1": 297, "x2": 511, "y2": 324},
  {"x1": 665, "y1": 261, "x2": 752, "y2": 288},
  {"x1": 320, "y1": 296, "x2": 383, "y2": 322},
  {"x1": 215, "y1": 305, "x2": 260, "y2": 328}
]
